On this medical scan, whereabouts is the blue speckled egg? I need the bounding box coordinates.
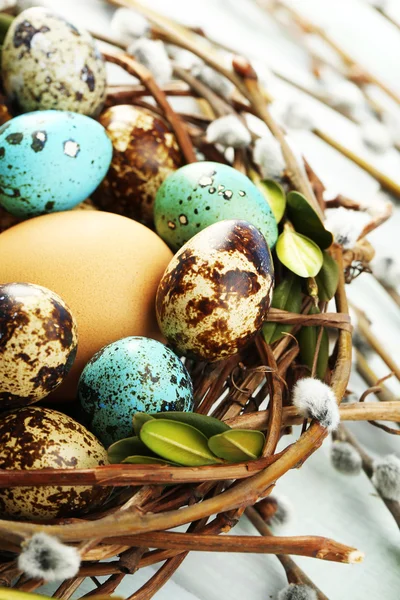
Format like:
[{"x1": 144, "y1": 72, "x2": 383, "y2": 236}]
[
  {"x1": 0, "y1": 110, "x2": 112, "y2": 217},
  {"x1": 154, "y1": 161, "x2": 278, "y2": 251},
  {"x1": 78, "y1": 336, "x2": 194, "y2": 446}
]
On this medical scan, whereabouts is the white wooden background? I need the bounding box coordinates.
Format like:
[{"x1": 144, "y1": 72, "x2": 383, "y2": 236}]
[{"x1": 35, "y1": 0, "x2": 400, "y2": 598}]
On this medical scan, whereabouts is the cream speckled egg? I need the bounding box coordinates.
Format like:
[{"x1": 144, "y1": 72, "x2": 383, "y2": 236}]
[
  {"x1": 0, "y1": 406, "x2": 109, "y2": 520},
  {"x1": 156, "y1": 220, "x2": 274, "y2": 361},
  {"x1": 2, "y1": 8, "x2": 106, "y2": 116},
  {"x1": 0, "y1": 282, "x2": 78, "y2": 408}
]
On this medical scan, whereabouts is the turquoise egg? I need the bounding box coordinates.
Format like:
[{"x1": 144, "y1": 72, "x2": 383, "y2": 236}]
[
  {"x1": 0, "y1": 110, "x2": 112, "y2": 217},
  {"x1": 78, "y1": 336, "x2": 194, "y2": 447},
  {"x1": 154, "y1": 161, "x2": 278, "y2": 251}
]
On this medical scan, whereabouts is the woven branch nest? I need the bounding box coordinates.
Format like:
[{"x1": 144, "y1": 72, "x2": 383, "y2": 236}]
[{"x1": 0, "y1": 1, "x2": 391, "y2": 598}]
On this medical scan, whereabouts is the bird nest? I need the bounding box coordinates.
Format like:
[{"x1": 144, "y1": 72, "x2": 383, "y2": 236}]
[{"x1": 0, "y1": 1, "x2": 396, "y2": 599}]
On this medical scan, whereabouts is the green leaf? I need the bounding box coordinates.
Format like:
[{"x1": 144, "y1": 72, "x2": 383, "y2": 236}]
[
  {"x1": 208, "y1": 429, "x2": 265, "y2": 462},
  {"x1": 276, "y1": 226, "x2": 323, "y2": 278},
  {"x1": 133, "y1": 413, "x2": 155, "y2": 436},
  {"x1": 108, "y1": 436, "x2": 156, "y2": 464},
  {"x1": 140, "y1": 419, "x2": 223, "y2": 466},
  {"x1": 122, "y1": 455, "x2": 178, "y2": 465},
  {"x1": 263, "y1": 272, "x2": 302, "y2": 344},
  {"x1": 315, "y1": 251, "x2": 340, "y2": 302},
  {"x1": 287, "y1": 191, "x2": 333, "y2": 249},
  {"x1": 249, "y1": 172, "x2": 286, "y2": 223},
  {"x1": 297, "y1": 305, "x2": 329, "y2": 380},
  {"x1": 147, "y1": 411, "x2": 230, "y2": 438}
]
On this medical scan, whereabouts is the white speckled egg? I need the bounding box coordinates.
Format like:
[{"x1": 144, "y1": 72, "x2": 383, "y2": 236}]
[
  {"x1": 0, "y1": 282, "x2": 78, "y2": 408},
  {"x1": 156, "y1": 219, "x2": 274, "y2": 362},
  {"x1": 0, "y1": 406, "x2": 109, "y2": 520},
  {"x1": 2, "y1": 8, "x2": 106, "y2": 116}
]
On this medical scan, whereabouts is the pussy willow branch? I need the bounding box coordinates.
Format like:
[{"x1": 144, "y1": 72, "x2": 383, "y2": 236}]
[
  {"x1": 352, "y1": 305, "x2": 400, "y2": 382},
  {"x1": 246, "y1": 506, "x2": 329, "y2": 600},
  {"x1": 355, "y1": 349, "x2": 398, "y2": 403},
  {"x1": 267, "y1": 0, "x2": 400, "y2": 105},
  {"x1": 334, "y1": 424, "x2": 400, "y2": 530}
]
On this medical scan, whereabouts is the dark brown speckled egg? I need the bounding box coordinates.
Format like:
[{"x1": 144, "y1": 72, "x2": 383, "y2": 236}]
[
  {"x1": 156, "y1": 220, "x2": 275, "y2": 362},
  {"x1": 92, "y1": 104, "x2": 182, "y2": 227},
  {"x1": 0, "y1": 282, "x2": 78, "y2": 408},
  {"x1": 0, "y1": 406, "x2": 109, "y2": 520}
]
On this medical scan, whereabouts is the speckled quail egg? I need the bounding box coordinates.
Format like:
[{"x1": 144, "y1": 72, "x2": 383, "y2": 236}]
[
  {"x1": 0, "y1": 282, "x2": 78, "y2": 408},
  {"x1": 154, "y1": 161, "x2": 278, "y2": 251},
  {"x1": 156, "y1": 219, "x2": 274, "y2": 361},
  {"x1": 2, "y1": 8, "x2": 106, "y2": 116},
  {"x1": 0, "y1": 110, "x2": 112, "y2": 217},
  {"x1": 0, "y1": 406, "x2": 109, "y2": 521},
  {"x1": 78, "y1": 336, "x2": 194, "y2": 446},
  {"x1": 92, "y1": 105, "x2": 182, "y2": 227}
]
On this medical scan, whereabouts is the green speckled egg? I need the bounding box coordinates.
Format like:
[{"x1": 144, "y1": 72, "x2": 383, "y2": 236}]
[
  {"x1": 78, "y1": 336, "x2": 194, "y2": 447},
  {"x1": 154, "y1": 161, "x2": 278, "y2": 251}
]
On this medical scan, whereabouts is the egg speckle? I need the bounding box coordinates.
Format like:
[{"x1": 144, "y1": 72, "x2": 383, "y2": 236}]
[
  {"x1": 0, "y1": 282, "x2": 77, "y2": 408},
  {"x1": 1, "y1": 8, "x2": 106, "y2": 116},
  {"x1": 0, "y1": 110, "x2": 112, "y2": 217},
  {"x1": 92, "y1": 105, "x2": 182, "y2": 227},
  {"x1": 156, "y1": 220, "x2": 274, "y2": 361},
  {"x1": 154, "y1": 161, "x2": 278, "y2": 250},
  {"x1": 0, "y1": 406, "x2": 109, "y2": 520},
  {"x1": 79, "y1": 337, "x2": 194, "y2": 446}
]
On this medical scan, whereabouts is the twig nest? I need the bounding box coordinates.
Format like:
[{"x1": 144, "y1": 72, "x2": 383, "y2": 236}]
[
  {"x1": 92, "y1": 104, "x2": 182, "y2": 227},
  {"x1": 18, "y1": 533, "x2": 81, "y2": 582},
  {"x1": 331, "y1": 441, "x2": 362, "y2": 475},
  {"x1": 111, "y1": 7, "x2": 149, "y2": 43},
  {"x1": 324, "y1": 207, "x2": 370, "y2": 249},
  {"x1": 361, "y1": 120, "x2": 392, "y2": 153},
  {"x1": 277, "y1": 583, "x2": 317, "y2": 600},
  {"x1": 372, "y1": 454, "x2": 400, "y2": 501},
  {"x1": 292, "y1": 378, "x2": 340, "y2": 432},
  {"x1": 372, "y1": 254, "x2": 400, "y2": 289},
  {"x1": 156, "y1": 220, "x2": 274, "y2": 361},
  {"x1": 253, "y1": 134, "x2": 285, "y2": 179},
  {"x1": 128, "y1": 38, "x2": 172, "y2": 85},
  {"x1": 192, "y1": 63, "x2": 235, "y2": 97},
  {"x1": 206, "y1": 115, "x2": 251, "y2": 148}
]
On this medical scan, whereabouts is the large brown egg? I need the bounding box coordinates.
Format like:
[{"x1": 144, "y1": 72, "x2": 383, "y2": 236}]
[
  {"x1": 92, "y1": 105, "x2": 182, "y2": 227},
  {"x1": 156, "y1": 220, "x2": 274, "y2": 362},
  {"x1": 0, "y1": 406, "x2": 109, "y2": 520},
  {"x1": 0, "y1": 211, "x2": 173, "y2": 400}
]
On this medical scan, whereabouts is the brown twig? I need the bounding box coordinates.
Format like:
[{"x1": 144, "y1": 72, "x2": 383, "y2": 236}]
[
  {"x1": 101, "y1": 46, "x2": 197, "y2": 163},
  {"x1": 246, "y1": 506, "x2": 329, "y2": 600}
]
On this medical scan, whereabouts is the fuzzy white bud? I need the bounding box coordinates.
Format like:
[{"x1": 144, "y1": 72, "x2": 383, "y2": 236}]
[
  {"x1": 206, "y1": 115, "x2": 251, "y2": 148},
  {"x1": 167, "y1": 45, "x2": 203, "y2": 70},
  {"x1": 111, "y1": 8, "x2": 149, "y2": 42},
  {"x1": 18, "y1": 533, "x2": 81, "y2": 582},
  {"x1": 361, "y1": 120, "x2": 392, "y2": 154},
  {"x1": 372, "y1": 454, "x2": 400, "y2": 501},
  {"x1": 292, "y1": 378, "x2": 340, "y2": 432},
  {"x1": 322, "y1": 80, "x2": 365, "y2": 114},
  {"x1": 128, "y1": 38, "x2": 172, "y2": 85},
  {"x1": 253, "y1": 135, "x2": 285, "y2": 179},
  {"x1": 277, "y1": 583, "x2": 318, "y2": 600},
  {"x1": 192, "y1": 64, "x2": 234, "y2": 98},
  {"x1": 331, "y1": 441, "x2": 362, "y2": 475},
  {"x1": 372, "y1": 254, "x2": 400, "y2": 289},
  {"x1": 324, "y1": 207, "x2": 370, "y2": 249},
  {"x1": 269, "y1": 495, "x2": 293, "y2": 526},
  {"x1": 278, "y1": 101, "x2": 316, "y2": 131},
  {"x1": 16, "y1": 0, "x2": 56, "y2": 12}
]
